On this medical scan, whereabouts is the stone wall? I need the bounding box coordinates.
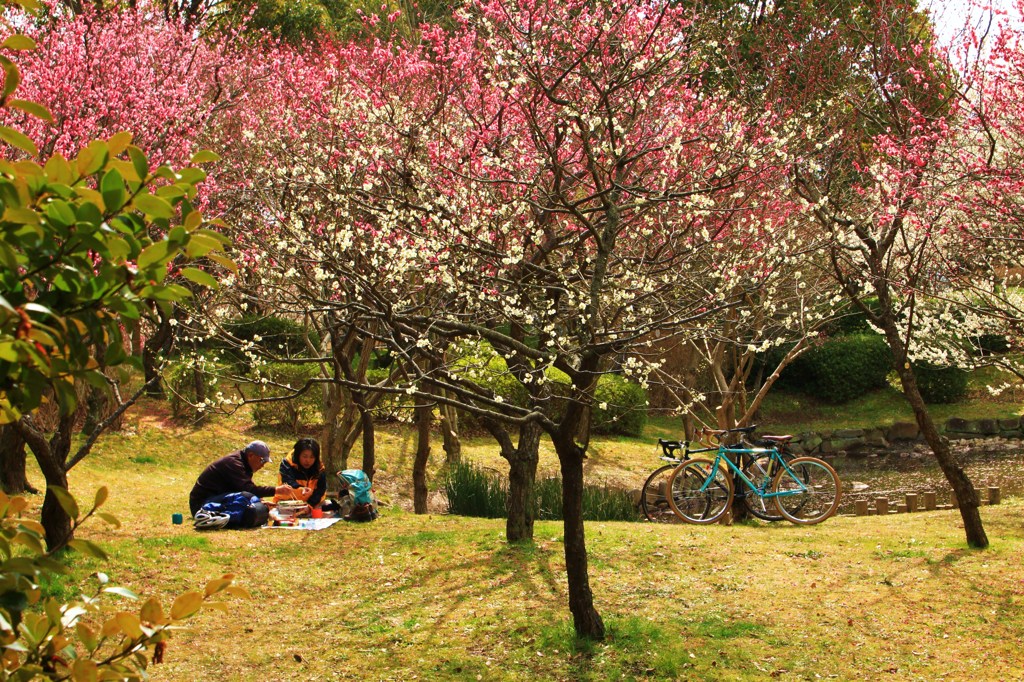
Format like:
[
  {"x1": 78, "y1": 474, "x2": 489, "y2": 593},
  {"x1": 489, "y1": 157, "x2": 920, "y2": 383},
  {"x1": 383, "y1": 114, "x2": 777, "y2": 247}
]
[{"x1": 786, "y1": 416, "x2": 1024, "y2": 455}]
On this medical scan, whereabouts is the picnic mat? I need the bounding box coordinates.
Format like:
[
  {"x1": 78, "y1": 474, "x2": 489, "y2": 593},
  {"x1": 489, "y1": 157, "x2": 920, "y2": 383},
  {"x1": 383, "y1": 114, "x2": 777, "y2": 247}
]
[{"x1": 264, "y1": 518, "x2": 342, "y2": 531}]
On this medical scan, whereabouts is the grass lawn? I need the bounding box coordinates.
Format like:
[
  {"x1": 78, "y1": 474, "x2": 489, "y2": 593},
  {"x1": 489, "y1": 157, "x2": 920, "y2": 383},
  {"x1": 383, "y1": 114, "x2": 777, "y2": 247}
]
[{"x1": 21, "y1": 401, "x2": 1024, "y2": 680}]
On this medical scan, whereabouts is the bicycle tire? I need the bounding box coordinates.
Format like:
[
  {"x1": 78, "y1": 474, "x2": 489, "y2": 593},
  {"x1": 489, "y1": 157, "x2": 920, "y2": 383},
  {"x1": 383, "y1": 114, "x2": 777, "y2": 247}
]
[
  {"x1": 641, "y1": 464, "x2": 687, "y2": 523},
  {"x1": 741, "y1": 451, "x2": 796, "y2": 522},
  {"x1": 771, "y1": 457, "x2": 841, "y2": 525},
  {"x1": 666, "y1": 458, "x2": 733, "y2": 524}
]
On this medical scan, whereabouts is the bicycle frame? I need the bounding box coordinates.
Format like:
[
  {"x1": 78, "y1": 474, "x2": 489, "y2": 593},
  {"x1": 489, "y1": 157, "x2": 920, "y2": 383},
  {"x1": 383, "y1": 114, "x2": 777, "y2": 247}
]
[
  {"x1": 698, "y1": 446, "x2": 808, "y2": 500},
  {"x1": 656, "y1": 438, "x2": 716, "y2": 463}
]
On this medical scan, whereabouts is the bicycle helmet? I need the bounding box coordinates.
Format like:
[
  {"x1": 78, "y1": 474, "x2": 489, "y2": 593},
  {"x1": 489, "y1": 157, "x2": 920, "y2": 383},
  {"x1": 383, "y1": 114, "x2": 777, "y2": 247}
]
[{"x1": 193, "y1": 509, "x2": 230, "y2": 530}]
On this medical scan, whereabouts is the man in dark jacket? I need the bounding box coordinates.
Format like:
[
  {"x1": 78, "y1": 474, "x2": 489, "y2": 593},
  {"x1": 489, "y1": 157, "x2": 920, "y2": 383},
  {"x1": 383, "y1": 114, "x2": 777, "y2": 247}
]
[{"x1": 189, "y1": 441, "x2": 295, "y2": 515}]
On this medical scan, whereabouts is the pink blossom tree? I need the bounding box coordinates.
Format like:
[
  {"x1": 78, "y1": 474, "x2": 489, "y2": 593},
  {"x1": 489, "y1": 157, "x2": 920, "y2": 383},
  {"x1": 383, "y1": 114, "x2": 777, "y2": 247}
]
[
  {"x1": 783, "y1": 0, "x2": 1024, "y2": 548},
  {"x1": 218, "y1": 0, "x2": 795, "y2": 639}
]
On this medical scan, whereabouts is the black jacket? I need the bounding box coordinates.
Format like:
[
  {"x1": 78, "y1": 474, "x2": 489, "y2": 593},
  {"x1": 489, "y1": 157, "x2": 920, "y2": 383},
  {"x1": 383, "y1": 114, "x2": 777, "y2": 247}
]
[{"x1": 189, "y1": 451, "x2": 275, "y2": 515}]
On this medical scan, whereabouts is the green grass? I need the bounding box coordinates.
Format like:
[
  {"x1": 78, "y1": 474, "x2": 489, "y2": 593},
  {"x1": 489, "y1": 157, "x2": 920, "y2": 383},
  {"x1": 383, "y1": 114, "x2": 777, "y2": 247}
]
[{"x1": 14, "y1": 397, "x2": 1024, "y2": 680}]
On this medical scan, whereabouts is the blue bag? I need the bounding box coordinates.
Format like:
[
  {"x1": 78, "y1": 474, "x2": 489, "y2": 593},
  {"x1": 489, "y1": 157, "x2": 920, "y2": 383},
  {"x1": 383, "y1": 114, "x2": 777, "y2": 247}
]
[
  {"x1": 338, "y1": 470, "x2": 374, "y2": 505},
  {"x1": 337, "y1": 469, "x2": 378, "y2": 521},
  {"x1": 200, "y1": 492, "x2": 269, "y2": 528}
]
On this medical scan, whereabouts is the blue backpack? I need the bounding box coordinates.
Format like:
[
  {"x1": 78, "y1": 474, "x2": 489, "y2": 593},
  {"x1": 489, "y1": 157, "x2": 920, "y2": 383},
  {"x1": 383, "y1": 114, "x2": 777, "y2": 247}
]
[
  {"x1": 200, "y1": 492, "x2": 270, "y2": 528},
  {"x1": 338, "y1": 469, "x2": 377, "y2": 521}
]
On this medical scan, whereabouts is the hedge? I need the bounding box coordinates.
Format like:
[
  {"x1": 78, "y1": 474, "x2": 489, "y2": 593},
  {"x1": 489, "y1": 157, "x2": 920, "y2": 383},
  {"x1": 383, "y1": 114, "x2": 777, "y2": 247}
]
[
  {"x1": 764, "y1": 333, "x2": 892, "y2": 404},
  {"x1": 913, "y1": 362, "x2": 969, "y2": 404}
]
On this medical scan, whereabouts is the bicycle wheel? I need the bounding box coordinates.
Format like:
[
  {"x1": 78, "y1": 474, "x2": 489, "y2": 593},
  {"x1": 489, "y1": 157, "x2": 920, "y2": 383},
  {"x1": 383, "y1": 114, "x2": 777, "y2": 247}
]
[
  {"x1": 771, "y1": 457, "x2": 841, "y2": 525},
  {"x1": 667, "y1": 458, "x2": 733, "y2": 524},
  {"x1": 641, "y1": 464, "x2": 687, "y2": 523},
  {"x1": 741, "y1": 451, "x2": 796, "y2": 522}
]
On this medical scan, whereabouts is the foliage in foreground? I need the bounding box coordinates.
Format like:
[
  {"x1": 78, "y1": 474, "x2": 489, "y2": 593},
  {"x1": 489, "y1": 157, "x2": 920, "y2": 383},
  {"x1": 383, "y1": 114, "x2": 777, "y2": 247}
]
[
  {"x1": 0, "y1": 487, "x2": 246, "y2": 680},
  {"x1": 444, "y1": 461, "x2": 639, "y2": 522}
]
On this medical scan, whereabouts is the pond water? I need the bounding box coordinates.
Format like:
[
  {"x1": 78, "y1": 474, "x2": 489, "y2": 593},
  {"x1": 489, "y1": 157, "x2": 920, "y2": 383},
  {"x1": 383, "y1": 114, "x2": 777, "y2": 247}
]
[{"x1": 827, "y1": 438, "x2": 1024, "y2": 514}]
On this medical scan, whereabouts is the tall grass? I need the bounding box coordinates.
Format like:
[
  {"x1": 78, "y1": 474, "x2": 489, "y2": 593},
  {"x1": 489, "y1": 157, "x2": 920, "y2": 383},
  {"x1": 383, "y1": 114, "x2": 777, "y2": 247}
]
[
  {"x1": 443, "y1": 461, "x2": 507, "y2": 518},
  {"x1": 444, "y1": 461, "x2": 639, "y2": 522}
]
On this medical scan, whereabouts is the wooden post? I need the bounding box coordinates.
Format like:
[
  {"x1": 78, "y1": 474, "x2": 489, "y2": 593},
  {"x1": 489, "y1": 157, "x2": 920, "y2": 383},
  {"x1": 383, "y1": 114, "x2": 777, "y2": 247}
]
[
  {"x1": 897, "y1": 503, "x2": 908, "y2": 513},
  {"x1": 854, "y1": 500, "x2": 869, "y2": 516},
  {"x1": 988, "y1": 487, "x2": 1001, "y2": 505},
  {"x1": 923, "y1": 491, "x2": 936, "y2": 511},
  {"x1": 875, "y1": 498, "x2": 889, "y2": 515},
  {"x1": 950, "y1": 490, "x2": 958, "y2": 509},
  {"x1": 905, "y1": 493, "x2": 918, "y2": 513}
]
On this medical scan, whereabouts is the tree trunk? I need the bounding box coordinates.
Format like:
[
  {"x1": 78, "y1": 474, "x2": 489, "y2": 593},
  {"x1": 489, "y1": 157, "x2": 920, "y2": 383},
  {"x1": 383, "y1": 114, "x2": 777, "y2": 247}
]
[
  {"x1": 552, "y1": 435, "x2": 605, "y2": 640},
  {"x1": 358, "y1": 399, "x2": 376, "y2": 481},
  {"x1": 0, "y1": 425, "x2": 36, "y2": 494},
  {"x1": 484, "y1": 419, "x2": 541, "y2": 542},
  {"x1": 320, "y1": 389, "x2": 347, "y2": 475},
  {"x1": 872, "y1": 307, "x2": 989, "y2": 548},
  {"x1": 142, "y1": 315, "x2": 174, "y2": 398},
  {"x1": 413, "y1": 400, "x2": 431, "y2": 514},
  {"x1": 895, "y1": 362, "x2": 988, "y2": 547},
  {"x1": 16, "y1": 415, "x2": 74, "y2": 551},
  {"x1": 439, "y1": 400, "x2": 461, "y2": 464},
  {"x1": 82, "y1": 340, "x2": 109, "y2": 436},
  {"x1": 505, "y1": 422, "x2": 540, "y2": 542}
]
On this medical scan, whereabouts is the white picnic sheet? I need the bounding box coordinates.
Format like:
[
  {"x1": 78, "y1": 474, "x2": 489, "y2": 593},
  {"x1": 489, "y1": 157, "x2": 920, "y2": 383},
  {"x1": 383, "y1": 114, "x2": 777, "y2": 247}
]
[{"x1": 264, "y1": 518, "x2": 342, "y2": 531}]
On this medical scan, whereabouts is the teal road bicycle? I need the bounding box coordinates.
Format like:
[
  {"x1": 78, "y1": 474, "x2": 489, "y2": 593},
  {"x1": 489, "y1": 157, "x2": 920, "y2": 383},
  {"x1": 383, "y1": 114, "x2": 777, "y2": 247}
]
[
  {"x1": 641, "y1": 426, "x2": 798, "y2": 523},
  {"x1": 666, "y1": 428, "x2": 842, "y2": 525}
]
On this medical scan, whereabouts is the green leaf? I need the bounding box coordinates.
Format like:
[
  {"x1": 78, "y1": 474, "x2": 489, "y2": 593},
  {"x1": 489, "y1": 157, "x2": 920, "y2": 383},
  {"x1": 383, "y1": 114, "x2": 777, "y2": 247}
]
[
  {"x1": 132, "y1": 193, "x2": 173, "y2": 219},
  {"x1": 72, "y1": 658, "x2": 98, "y2": 682},
  {"x1": 77, "y1": 623, "x2": 98, "y2": 653},
  {"x1": 7, "y1": 99, "x2": 52, "y2": 123},
  {"x1": 76, "y1": 141, "x2": 109, "y2": 176},
  {"x1": 190, "y1": 150, "x2": 221, "y2": 164},
  {"x1": 184, "y1": 234, "x2": 222, "y2": 258},
  {"x1": 95, "y1": 512, "x2": 121, "y2": 528},
  {"x1": 169, "y1": 591, "x2": 204, "y2": 620},
  {"x1": 115, "y1": 612, "x2": 144, "y2": 638},
  {"x1": 136, "y1": 240, "x2": 171, "y2": 270},
  {"x1": 48, "y1": 486, "x2": 79, "y2": 520},
  {"x1": 140, "y1": 597, "x2": 166, "y2": 625},
  {"x1": 127, "y1": 145, "x2": 149, "y2": 181},
  {"x1": 100, "y1": 168, "x2": 125, "y2": 211},
  {"x1": 1, "y1": 35, "x2": 36, "y2": 51},
  {"x1": 93, "y1": 486, "x2": 109, "y2": 510},
  {"x1": 108, "y1": 131, "x2": 133, "y2": 156},
  {"x1": 102, "y1": 586, "x2": 139, "y2": 600},
  {"x1": 43, "y1": 153, "x2": 72, "y2": 184},
  {"x1": 0, "y1": 126, "x2": 37, "y2": 156},
  {"x1": 11, "y1": 531, "x2": 44, "y2": 555},
  {"x1": 106, "y1": 235, "x2": 131, "y2": 262},
  {"x1": 1, "y1": 56, "x2": 21, "y2": 98},
  {"x1": 67, "y1": 539, "x2": 109, "y2": 561},
  {"x1": 179, "y1": 267, "x2": 218, "y2": 289},
  {"x1": 0, "y1": 241, "x2": 18, "y2": 270}
]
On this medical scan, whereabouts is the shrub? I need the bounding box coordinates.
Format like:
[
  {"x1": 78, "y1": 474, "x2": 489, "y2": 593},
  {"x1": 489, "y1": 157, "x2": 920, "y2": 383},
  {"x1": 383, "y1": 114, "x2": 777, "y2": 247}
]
[
  {"x1": 971, "y1": 333, "x2": 1011, "y2": 356},
  {"x1": 165, "y1": 355, "x2": 230, "y2": 420},
  {"x1": 592, "y1": 374, "x2": 648, "y2": 436},
  {"x1": 762, "y1": 334, "x2": 892, "y2": 403},
  {"x1": 217, "y1": 315, "x2": 319, "y2": 364},
  {"x1": 248, "y1": 362, "x2": 323, "y2": 432},
  {"x1": 827, "y1": 298, "x2": 882, "y2": 335},
  {"x1": 444, "y1": 461, "x2": 640, "y2": 522},
  {"x1": 800, "y1": 334, "x2": 892, "y2": 403},
  {"x1": 913, "y1": 362, "x2": 969, "y2": 404}
]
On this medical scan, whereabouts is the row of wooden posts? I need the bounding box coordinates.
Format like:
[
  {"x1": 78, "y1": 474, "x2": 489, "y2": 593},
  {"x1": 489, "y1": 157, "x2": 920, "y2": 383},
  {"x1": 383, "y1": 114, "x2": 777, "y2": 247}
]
[{"x1": 851, "y1": 487, "x2": 1001, "y2": 516}]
